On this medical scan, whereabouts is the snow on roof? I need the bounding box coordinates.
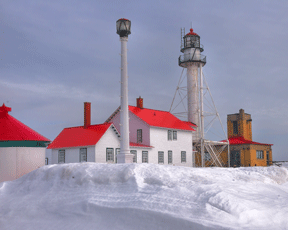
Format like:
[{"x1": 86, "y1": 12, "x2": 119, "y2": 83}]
[
  {"x1": 0, "y1": 104, "x2": 50, "y2": 142},
  {"x1": 225, "y1": 136, "x2": 273, "y2": 146},
  {"x1": 47, "y1": 123, "x2": 113, "y2": 149},
  {"x1": 129, "y1": 106, "x2": 195, "y2": 131}
]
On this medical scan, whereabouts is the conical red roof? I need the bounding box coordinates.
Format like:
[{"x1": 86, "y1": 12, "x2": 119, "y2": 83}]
[{"x1": 0, "y1": 104, "x2": 50, "y2": 142}]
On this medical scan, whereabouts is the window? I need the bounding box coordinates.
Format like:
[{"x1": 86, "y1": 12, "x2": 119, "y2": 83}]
[
  {"x1": 204, "y1": 152, "x2": 211, "y2": 161},
  {"x1": 158, "y1": 151, "x2": 164, "y2": 164},
  {"x1": 256, "y1": 150, "x2": 264, "y2": 159},
  {"x1": 80, "y1": 148, "x2": 87, "y2": 162},
  {"x1": 181, "y1": 151, "x2": 186, "y2": 163},
  {"x1": 168, "y1": 150, "x2": 173, "y2": 164},
  {"x1": 168, "y1": 130, "x2": 172, "y2": 140},
  {"x1": 131, "y1": 150, "x2": 137, "y2": 163},
  {"x1": 115, "y1": 148, "x2": 120, "y2": 163},
  {"x1": 106, "y1": 148, "x2": 114, "y2": 162},
  {"x1": 142, "y1": 151, "x2": 148, "y2": 163},
  {"x1": 173, "y1": 131, "x2": 177, "y2": 140},
  {"x1": 58, "y1": 150, "x2": 65, "y2": 164},
  {"x1": 233, "y1": 121, "x2": 238, "y2": 134},
  {"x1": 137, "y1": 129, "x2": 142, "y2": 143},
  {"x1": 45, "y1": 158, "x2": 48, "y2": 165}
]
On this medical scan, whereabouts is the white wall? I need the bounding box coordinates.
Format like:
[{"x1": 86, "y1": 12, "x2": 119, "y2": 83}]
[
  {"x1": 129, "y1": 112, "x2": 150, "y2": 146},
  {"x1": 0, "y1": 147, "x2": 45, "y2": 183},
  {"x1": 50, "y1": 126, "x2": 121, "y2": 164},
  {"x1": 149, "y1": 127, "x2": 193, "y2": 167},
  {"x1": 95, "y1": 126, "x2": 120, "y2": 163},
  {"x1": 51, "y1": 146, "x2": 95, "y2": 164},
  {"x1": 110, "y1": 110, "x2": 150, "y2": 146}
]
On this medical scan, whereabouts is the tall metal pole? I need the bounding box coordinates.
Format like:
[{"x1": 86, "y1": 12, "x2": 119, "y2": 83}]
[
  {"x1": 116, "y1": 19, "x2": 133, "y2": 163},
  {"x1": 200, "y1": 64, "x2": 205, "y2": 167}
]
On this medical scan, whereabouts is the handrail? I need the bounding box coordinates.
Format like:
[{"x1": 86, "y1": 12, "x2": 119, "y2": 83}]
[{"x1": 178, "y1": 54, "x2": 206, "y2": 65}]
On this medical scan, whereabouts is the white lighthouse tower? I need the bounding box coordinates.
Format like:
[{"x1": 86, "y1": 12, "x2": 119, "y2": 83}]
[
  {"x1": 116, "y1": 18, "x2": 134, "y2": 163},
  {"x1": 171, "y1": 27, "x2": 229, "y2": 168},
  {"x1": 178, "y1": 28, "x2": 206, "y2": 142}
]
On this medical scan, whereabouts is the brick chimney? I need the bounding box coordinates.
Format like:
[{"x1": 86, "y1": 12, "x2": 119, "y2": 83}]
[
  {"x1": 84, "y1": 102, "x2": 91, "y2": 128},
  {"x1": 136, "y1": 96, "x2": 143, "y2": 109}
]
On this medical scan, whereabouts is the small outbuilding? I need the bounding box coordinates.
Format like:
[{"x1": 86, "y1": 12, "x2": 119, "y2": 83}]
[{"x1": 0, "y1": 104, "x2": 50, "y2": 183}]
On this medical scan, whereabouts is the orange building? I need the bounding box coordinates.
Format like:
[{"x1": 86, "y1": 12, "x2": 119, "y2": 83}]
[{"x1": 226, "y1": 109, "x2": 273, "y2": 167}]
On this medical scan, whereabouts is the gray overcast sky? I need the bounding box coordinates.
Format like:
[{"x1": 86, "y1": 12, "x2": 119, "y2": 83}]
[{"x1": 1, "y1": 1, "x2": 287, "y2": 161}]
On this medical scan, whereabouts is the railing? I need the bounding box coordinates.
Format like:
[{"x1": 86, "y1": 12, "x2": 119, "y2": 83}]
[
  {"x1": 178, "y1": 54, "x2": 206, "y2": 66},
  {"x1": 181, "y1": 44, "x2": 204, "y2": 52}
]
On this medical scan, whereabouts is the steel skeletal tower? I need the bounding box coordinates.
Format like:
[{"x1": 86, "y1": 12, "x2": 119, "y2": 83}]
[
  {"x1": 171, "y1": 27, "x2": 229, "y2": 167},
  {"x1": 116, "y1": 18, "x2": 134, "y2": 163}
]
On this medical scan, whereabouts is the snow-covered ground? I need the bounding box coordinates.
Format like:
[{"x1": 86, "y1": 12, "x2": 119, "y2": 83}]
[{"x1": 1, "y1": 163, "x2": 288, "y2": 230}]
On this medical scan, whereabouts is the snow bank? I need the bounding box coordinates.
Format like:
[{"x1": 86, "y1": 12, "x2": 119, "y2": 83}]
[{"x1": 0, "y1": 163, "x2": 288, "y2": 230}]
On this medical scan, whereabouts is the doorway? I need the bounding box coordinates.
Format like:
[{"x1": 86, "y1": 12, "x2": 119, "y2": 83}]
[{"x1": 230, "y1": 151, "x2": 241, "y2": 167}]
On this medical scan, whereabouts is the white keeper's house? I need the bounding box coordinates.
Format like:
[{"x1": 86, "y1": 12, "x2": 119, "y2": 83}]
[{"x1": 48, "y1": 98, "x2": 196, "y2": 166}]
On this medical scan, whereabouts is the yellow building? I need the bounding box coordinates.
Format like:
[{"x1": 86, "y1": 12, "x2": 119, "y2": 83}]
[
  {"x1": 226, "y1": 109, "x2": 273, "y2": 167},
  {"x1": 194, "y1": 109, "x2": 273, "y2": 167}
]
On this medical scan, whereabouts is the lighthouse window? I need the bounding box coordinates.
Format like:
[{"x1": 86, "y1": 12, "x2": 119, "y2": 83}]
[
  {"x1": 106, "y1": 148, "x2": 114, "y2": 162},
  {"x1": 115, "y1": 148, "x2": 120, "y2": 163},
  {"x1": 168, "y1": 150, "x2": 173, "y2": 164},
  {"x1": 256, "y1": 150, "x2": 264, "y2": 159},
  {"x1": 168, "y1": 130, "x2": 172, "y2": 140},
  {"x1": 58, "y1": 150, "x2": 65, "y2": 164},
  {"x1": 173, "y1": 131, "x2": 177, "y2": 140},
  {"x1": 204, "y1": 152, "x2": 211, "y2": 161},
  {"x1": 130, "y1": 150, "x2": 137, "y2": 163},
  {"x1": 181, "y1": 151, "x2": 186, "y2": 163},
  {"x1": 137, "y1": 129, "x2": 142, "y2": 143},
  {"x1": 233, "y1": 121, "x2": 238, "y2": 134},
  {"x1": 158, "y1": 151, "x2": 164, "y2": 164},
  {"x1": 142, "y1": 151, "x2": 148, "y2": 163},
  {"x1": 79, "y1": 148, "x2": 87, "y2": 162}
]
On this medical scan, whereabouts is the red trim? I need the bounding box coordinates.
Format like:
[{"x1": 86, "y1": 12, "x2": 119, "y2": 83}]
[{"x1": 130, "y1": 142, "x2": 153, "y2": 148}]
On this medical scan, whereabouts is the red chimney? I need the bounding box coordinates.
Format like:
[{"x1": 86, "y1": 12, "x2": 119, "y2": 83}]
[
  {"x1": 84, "y1": 102, "x2": 91, "y2": 128},
  {"x1": 137, "y1": 97, "x2": 143, "y2": 109}
]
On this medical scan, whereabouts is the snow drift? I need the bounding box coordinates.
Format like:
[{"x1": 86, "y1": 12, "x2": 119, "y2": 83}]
[{"x1": 0, "y1": 163, "x2": 288, "y2": 230}]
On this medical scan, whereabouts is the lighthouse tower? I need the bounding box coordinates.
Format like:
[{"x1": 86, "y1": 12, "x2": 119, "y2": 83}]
[
  {"x1": 178, "y1": 28, "x2": 206, "y2": 142},
  {"x1": 116, "y1": 18, "x2": 134, "y2": 163}
]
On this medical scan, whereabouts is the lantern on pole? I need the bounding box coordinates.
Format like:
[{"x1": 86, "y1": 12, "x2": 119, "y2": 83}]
[{"x1": 116, "y1": 18, "x2": 133, "y2": 163}]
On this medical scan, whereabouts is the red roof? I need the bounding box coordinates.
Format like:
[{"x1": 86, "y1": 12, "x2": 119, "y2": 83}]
[
  {"x1": 0, "y1": 104, "x2": 50, "y2": 142},
  {"x1": 182, "y1": 121, "x2": 197, "y2": 128},
  {"x1": 225, "y1": 136, "x2": 272, "y2": 146},
  {"x1": 185, "y1": 28, "x2": 199, "y2": 36},
  {"x1": 48, "y1": 123, "x2": 112, "y2": 149},
  {"x1": 129, "y1": 106, "x2": 195, "y2": 131}
]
